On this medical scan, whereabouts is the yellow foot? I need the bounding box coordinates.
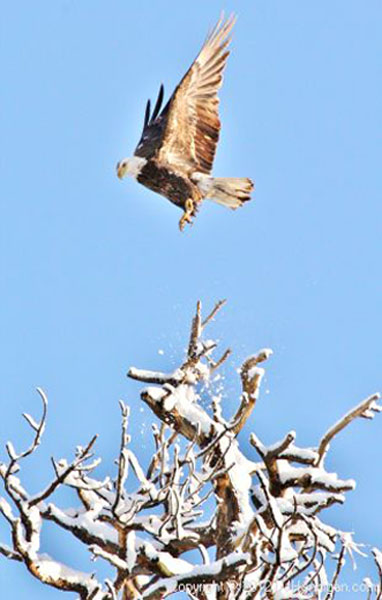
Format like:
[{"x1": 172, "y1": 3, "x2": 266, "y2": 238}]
[{"x1": 178, "y1": 199, "x2": 195, "y2": 231}]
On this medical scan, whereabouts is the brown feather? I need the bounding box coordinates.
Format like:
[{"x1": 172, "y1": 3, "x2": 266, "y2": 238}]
[{"x1": 158, "y1": 14, "x2": 236, "y2": 175}]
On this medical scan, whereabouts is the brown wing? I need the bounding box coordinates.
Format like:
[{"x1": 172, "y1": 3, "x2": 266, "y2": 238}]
[
  {"x1": 134, "y1": 84, "x2": 171, "y2": 160},
  {"x1": 158, "y1": 14, "x2": 236, "y2": 175}
]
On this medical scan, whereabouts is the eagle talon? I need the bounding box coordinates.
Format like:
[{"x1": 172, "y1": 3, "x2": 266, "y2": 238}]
[
  {"x1": 178, "y1": 212, "x2": 193, "y2": 231},
  {"x1": 179, "y1": 199, "x2": 196, "y2": 231}
]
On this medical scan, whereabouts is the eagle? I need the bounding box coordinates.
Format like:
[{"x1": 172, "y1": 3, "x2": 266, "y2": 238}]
[{"x1": 116, "y1": 15, "x2": 253, "y2": 230}]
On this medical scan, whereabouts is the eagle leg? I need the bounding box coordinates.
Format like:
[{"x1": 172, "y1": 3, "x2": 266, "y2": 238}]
[{"x1": 179, "y1": 198, "x2": 197, "y2": 231}]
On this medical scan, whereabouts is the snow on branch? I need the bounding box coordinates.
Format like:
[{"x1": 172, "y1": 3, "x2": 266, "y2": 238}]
[
  {"x1": 0, "y1": 301, "x2": 381, "y2": 599},
  {"x1": 317, "y1": 393, "x2": 382, "y2": 466}
]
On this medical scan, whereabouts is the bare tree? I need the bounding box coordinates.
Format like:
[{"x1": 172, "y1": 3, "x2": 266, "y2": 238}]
[{"x1": 1, "y1": 301, "x2": 381, "y2": 599}]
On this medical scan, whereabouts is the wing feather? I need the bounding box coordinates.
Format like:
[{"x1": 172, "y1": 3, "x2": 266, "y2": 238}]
[
  {"x1": 143, "y1": 99, "x2": 151, "y2": 129},
  {"x1": 134, "y1": 84, "x2": 170, "y2": 159},
  {"x1": 151, "y1": 83, "x2": 164, "y2": 122},
  {"x1": 158, "y1": 14, "x2": 236, "y2": 174}
]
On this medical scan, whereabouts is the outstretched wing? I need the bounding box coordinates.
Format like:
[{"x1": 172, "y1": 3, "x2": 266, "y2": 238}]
[
  {"x1": 134, "y1": 84, "x2": 171, "y2": 159},
  {"x1": 158, "y1": 14, "x2": 236, "y2": 175}
]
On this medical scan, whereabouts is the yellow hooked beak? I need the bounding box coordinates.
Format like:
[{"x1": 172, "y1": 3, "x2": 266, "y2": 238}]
[{"x1": 116, "y1": 162, "x2": 127, "y2": 179}]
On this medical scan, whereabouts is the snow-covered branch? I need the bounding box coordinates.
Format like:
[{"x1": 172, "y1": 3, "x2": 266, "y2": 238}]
[
  {"x1": 317, "y1": 393, "x2": 382, "y2": 466},
  {"x1": 1, "y1": 301, "x2": 381, "y2": 599}
]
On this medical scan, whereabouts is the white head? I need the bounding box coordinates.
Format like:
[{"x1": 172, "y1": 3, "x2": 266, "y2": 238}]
[{"x1": 116, "y1": 156, "x2": 147, "y2": 180}]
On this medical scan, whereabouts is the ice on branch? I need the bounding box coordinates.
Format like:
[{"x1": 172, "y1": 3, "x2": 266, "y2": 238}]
[{"x1": 0, "y1": 301, "x2": 381, "y2": 599}]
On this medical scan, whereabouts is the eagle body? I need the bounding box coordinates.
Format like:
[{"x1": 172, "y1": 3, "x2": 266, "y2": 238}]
[
  {"x1": 117, "y1": 15, "x2": 254, "y2": 230},
  {"x1": 137, "y1": 160, "x2": 202, "y2": 210}
]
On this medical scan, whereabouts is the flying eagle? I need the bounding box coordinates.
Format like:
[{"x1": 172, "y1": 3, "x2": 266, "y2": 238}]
[{"x1": 116, "y1": 15, "x2": 253, "y2": 230}]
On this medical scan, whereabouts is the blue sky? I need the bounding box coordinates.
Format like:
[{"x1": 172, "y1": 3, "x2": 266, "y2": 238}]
[{"x1": 1, "y1": 0, "x2": 381, "y2": 597}]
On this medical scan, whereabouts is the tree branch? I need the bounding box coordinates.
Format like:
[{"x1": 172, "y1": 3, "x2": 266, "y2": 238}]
[{"x1": 317, "y1": 393, "x2": 381, "y2": 465}]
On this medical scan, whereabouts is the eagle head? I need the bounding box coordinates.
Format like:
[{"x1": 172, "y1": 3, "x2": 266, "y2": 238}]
[{"x1": 116, "y1": 156, "x2": 147, "y2": 180}]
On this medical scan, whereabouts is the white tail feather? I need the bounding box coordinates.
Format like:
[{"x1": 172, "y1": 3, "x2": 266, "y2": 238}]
[{"x1": 192, "y1": 174, "x2": 254, "y2": 209}]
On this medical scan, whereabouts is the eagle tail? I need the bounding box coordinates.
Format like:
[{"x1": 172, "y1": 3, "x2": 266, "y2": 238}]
[{"x1": 201, "y1": 176, "x2": 254, "y2": 209}]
